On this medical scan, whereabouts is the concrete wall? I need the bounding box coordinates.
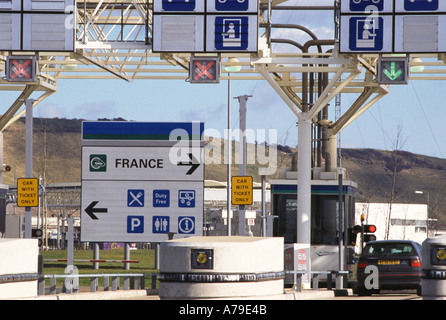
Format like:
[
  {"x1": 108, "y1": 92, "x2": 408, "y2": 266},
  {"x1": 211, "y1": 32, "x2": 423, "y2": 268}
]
[
  {"x1": 159, "y1": 236, "x2": 284, "y2": 299},
  {"x1": 0, "y1": 239, "x2": 38, "y2": 299}
]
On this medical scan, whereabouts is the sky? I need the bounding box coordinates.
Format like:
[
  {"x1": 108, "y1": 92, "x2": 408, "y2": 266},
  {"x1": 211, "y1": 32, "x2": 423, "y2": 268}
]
[{"x1": 4, "y1": 0, "x2": 446, "y2": 160}]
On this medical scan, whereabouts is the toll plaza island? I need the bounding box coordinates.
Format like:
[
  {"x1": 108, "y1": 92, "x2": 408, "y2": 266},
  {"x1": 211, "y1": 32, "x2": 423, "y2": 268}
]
[{"x1": 1, "y1": 0, "x2": 446, "y2": 301}]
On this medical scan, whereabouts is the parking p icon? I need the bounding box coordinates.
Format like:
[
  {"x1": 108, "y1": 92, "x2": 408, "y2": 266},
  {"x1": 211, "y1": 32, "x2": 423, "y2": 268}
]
[{"x1": 127, "y1": 216, "x2": 144, "y2": 233}]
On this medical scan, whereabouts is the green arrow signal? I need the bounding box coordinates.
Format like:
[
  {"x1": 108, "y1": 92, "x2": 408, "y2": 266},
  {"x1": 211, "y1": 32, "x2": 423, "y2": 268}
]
[{"x1": 383, "y1": 62, "x2": 403, "y2": 81}]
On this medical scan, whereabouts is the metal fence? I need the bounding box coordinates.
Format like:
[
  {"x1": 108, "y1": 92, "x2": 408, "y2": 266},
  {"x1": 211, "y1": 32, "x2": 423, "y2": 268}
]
[{"x1": 37, "y1": 273, "x2": 159, "y2": 296}]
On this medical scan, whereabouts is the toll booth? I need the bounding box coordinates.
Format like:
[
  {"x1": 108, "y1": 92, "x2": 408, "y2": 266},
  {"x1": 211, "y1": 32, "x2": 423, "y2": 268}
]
[{"x1": 270, "y1": 167, "x2": 357, "y2": 286}]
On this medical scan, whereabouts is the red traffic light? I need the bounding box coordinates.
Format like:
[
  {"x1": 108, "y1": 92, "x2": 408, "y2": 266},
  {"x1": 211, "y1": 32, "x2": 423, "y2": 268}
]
[
  {"x1": 364, "y1": 224, "x2": 376, "y2": 233},
  {"x1": 189, "y1": 57, "x2": 220, "y2": 84},
  {"x1": 6, "y1": 56, "x2": 37, "y2": 82}
]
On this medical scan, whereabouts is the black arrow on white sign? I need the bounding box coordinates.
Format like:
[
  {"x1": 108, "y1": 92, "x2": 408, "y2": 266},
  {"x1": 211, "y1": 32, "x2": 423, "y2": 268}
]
[
  {"x1": 177, "y1": 153, "x2": 200, "y2": 175},
  {"x1": 85, "y1": 201, "x2": 108, "y2": 220}
]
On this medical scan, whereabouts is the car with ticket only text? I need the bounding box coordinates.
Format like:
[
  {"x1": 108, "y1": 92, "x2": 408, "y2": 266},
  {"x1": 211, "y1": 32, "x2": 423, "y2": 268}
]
[{"x1": 356, "y1": 240, "x2": 422, "y2": 296}]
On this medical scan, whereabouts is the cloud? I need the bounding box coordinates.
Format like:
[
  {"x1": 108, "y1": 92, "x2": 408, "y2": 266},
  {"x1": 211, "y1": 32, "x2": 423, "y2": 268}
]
[
  {"x1": 73, "y1": 101, "x2": 118, "y2": 120},
  {"x1": 36, "y1": 103, "x2": 67, "y2": 118},
  {"x1": 180, "y1": 103, "x2": 225, "y2": 121}
]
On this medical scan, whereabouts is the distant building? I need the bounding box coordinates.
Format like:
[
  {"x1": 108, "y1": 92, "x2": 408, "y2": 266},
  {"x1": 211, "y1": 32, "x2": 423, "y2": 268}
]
[{"x1": 356, "y1": 203, "x2": 428, "y2": 244}]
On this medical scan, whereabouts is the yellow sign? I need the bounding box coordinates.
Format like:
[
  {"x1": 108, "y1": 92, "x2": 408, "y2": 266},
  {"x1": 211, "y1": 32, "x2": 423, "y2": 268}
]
[
  {"x1": 231, "y1": 176, "x2": 253, "y2": 205},
  {"x1": 17, "y1": 178, "x2": 39, "y2": 207}
]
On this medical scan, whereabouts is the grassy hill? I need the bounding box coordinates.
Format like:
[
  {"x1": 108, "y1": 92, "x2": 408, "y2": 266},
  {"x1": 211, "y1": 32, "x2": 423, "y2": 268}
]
[{"x1": 3, "y1": 117, "x2": 446, "y2": 227}]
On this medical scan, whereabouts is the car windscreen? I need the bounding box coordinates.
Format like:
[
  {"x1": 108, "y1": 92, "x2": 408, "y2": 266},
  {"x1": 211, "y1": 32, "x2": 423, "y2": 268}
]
[{"x1": 362, "y1": 242, "x2": 416, "y2": 257}]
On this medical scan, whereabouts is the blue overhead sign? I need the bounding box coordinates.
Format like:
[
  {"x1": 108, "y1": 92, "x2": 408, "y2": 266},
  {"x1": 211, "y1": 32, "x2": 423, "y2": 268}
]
[
  {"x1": 162, "y1": 0, "x2": 196, "y2": 11},
  {"x1": 153, "y1": 0, "x2": 258, "y2": 53},
  {"x1": 206, "y1": 14, "x2": 257, "y2": 52},
  {"x1": 214, "y1": 16, "x2": 248, "y2": 50},
  {"x1": 207, "y1": 0, "x2": 257, "y2": 13},
  {"x1": 216, "y1": 0, "x2": 248, "y2": 11},
  {"x1": 404, "y1": 0, "x2": 438, "y2": 11},
  {"x1": 349, "y1": 0, "x2": 384, "y2": 12},
  {"x1": 348, "y1": 16, "x2": 384, "y2": 51},
  {"x1": 340, "y1": 0, "x2": 446, "y2": 53}
]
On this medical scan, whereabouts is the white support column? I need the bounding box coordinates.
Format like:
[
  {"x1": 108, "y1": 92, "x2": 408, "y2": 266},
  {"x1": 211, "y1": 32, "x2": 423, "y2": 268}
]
[
  {"x1": 297, "y1": 114, "x2": 312, "y2": 245},
  {"x1": 328, "y1": 134, "x2": 338, "y2": 171},
  {"x1": 297, "y1": 114, "x2": 312, "y2": 289}
]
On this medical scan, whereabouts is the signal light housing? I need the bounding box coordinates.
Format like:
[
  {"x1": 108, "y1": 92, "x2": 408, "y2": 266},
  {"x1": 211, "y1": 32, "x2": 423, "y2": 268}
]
[
  {"x1": 189, "y1": 56, "x2": 220, "y2": 84},
  {"x1": 363, "y1": 224, "x2": 377, "y2": 243},
  {"x1": 364, "y1": 224, "x2": 377, "y2": 233},
  {"x1": 5, "y1": 56, "x2": 37, "y2": 82}
]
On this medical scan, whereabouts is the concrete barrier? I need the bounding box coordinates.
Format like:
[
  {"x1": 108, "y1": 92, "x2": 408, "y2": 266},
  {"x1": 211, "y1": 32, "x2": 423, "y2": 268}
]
[
  {"x1": 0, "y1": 239, "x2": 39, "y2": 299},
  {"x1": 159, "y1": 236, "x2": 284, "y2": 299}
]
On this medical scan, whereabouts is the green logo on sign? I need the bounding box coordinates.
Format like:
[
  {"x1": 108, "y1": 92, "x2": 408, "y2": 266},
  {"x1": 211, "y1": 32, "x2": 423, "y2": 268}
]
[{"x1": 90, "y1": 154, "x2": 107, "y2": 172}]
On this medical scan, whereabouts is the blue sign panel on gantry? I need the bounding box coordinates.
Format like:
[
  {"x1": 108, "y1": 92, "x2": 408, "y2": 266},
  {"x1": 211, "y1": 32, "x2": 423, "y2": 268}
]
[
  {"x1": 214, "y1": 16, "x2": 249, "y2": 50},
  {"x1": 404, "y1": 0, "x2": 439, "y2": 11},
  {"x1": 216, "y1": 0, "x2": 248, "y2": 12},
  {"x1": 207, "y1": 0, "x2": 257, "y2": 13},
  {"x1": 154, "y1": 0, "x2": 205, "y2": 12},
  {"x1": 162, "y1": 0, "x2": 195, "y2": 11},
  {"x1": 348, "y1": 16, "x2": 384, "y2": 51},
  {"x1": 349, "y1": 0, "x2": 384, "y2": 12}
]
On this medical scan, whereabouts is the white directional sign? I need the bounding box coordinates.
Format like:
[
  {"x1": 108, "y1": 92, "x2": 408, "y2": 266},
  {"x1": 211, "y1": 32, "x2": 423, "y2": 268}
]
[
  {"x1": 81, "y1": 180, "x2": 203, "y2": 242},
  {"x1": 340, "y1": 0, "x2": 446, "y2": 54},
  {"x1": 81, "y1": 121, "x2": 204, "y2": 242},
  {"x1": 82, "y1": 146, "x2": 203, "y2": 181}
]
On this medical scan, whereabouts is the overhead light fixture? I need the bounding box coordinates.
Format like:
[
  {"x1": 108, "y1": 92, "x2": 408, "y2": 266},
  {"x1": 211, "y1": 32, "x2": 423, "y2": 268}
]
[
  {"x1": 224, "y1": 57, "x2": 241, "y2": 73},
  {"x1": 410, "y1": 57, "x2": 424, "y2": 73},
  {"x1": 61, "y1": 58, "x2": 79, "y2": 70}
]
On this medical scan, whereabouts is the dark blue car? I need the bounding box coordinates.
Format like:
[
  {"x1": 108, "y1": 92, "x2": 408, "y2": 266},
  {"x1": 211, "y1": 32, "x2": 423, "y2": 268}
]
[{"x1": 356, "y1": 240, "x2": 422, "y2": 296}]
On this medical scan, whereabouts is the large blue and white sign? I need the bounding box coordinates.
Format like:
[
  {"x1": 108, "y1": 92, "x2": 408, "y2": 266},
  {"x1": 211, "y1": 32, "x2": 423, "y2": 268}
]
[
  {"x1": 349, "y1": 16, "x2": 384, "y2": 51},
  {"x1": 340, "y1": 0, "x2": 446, "y2": 53},
  {"x1": 207, "y1": 0, "x2": 258, "y2": 13},
  {"x1": 81, "y1": 122, "x2": 204, "y2": 242},
  {"x1": 153, "y1": 0, "x2": 258, "y2": 53},
  {"x1": 163, "y1": 0, "x2": 195, "y2": 11},
  {"x1": 340, "y1": 0, "x2": 392, "y2": 14},
  {"x1": 215, "y1": 16, "x2": 248, "y2": 50},
  {"x1": 340, "y1": 15, "x2": 392, "y2": 53},
  {"x1": 206, "y1": 14, "x2": 257, "y2": 52},
  {"x1": 349, "y1": 0, "x2": 384, "y2": 12},
  {"x1": 153, "y1": 0, "x2": 205, "y2": 12},
  {"x1": 402, "y1": 0, "x2": 439, "y2": 12},
  {"x1": 395, "y1": 0, "x2": 446, "y2": 12}
]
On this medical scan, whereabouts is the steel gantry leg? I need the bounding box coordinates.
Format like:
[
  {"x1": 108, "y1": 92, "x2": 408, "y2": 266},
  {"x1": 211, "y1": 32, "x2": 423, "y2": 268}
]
[{"x1": 256, "y1": 57, "x2": 366, "y2": 288}]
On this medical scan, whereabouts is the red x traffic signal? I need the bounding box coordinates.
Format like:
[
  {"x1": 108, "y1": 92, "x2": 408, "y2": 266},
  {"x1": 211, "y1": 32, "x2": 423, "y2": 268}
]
[
  {"x1": 6, "y1": 56, "x2": 37, "y2": 82},
  {"x1": 189, "y1": 57, "x2": 220, "y2": 84}
]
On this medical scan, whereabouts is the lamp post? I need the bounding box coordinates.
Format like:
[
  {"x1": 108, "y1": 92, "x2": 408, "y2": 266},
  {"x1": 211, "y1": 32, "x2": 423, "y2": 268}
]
[
  {"x1": 225, "y1": 58, "x2": 241, "y2": 236},
  {"x1": 415, "y1": 190, "x2": 429, "y2": 237}
]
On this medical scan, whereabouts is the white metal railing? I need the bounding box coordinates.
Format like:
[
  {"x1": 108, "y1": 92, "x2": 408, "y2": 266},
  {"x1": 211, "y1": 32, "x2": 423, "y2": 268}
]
[
  {"x1": 285, "y1": 270, "x2": 350, "y2": 292},
  {"x1": 38, "y1": 273, "x2": 159, "y2": 295}
]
